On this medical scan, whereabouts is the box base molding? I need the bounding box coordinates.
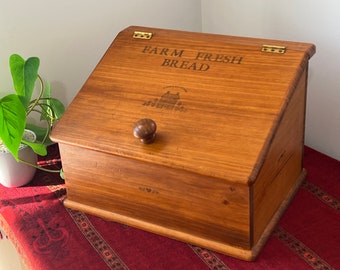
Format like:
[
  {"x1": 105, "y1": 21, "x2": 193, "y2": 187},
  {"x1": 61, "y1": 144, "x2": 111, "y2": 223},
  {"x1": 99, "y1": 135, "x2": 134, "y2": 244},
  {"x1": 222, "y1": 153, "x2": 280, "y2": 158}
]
[{"x1": 63, "y1": 169, "x2": 306, "y2": 261}]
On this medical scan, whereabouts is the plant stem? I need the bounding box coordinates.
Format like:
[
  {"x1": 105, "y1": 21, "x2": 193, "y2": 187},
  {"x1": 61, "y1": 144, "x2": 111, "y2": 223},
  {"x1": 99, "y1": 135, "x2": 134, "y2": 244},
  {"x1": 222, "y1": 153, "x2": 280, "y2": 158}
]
[
  {"x1": 26, "y1": 75, "x2": 44, "y2": 115},
  {"x1": 18, "y1": 158, "x2": 61, "y2": 173}
]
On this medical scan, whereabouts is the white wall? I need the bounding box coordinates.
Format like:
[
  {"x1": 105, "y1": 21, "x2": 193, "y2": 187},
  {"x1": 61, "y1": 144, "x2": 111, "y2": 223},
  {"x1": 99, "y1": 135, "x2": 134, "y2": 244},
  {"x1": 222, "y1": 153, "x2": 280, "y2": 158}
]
[
  {"x1": 0, "y1": 0, "x2": 201, "y2": 105},
  {"x1": 201, "y1": 0, "x2": 340, "y2": 160}
]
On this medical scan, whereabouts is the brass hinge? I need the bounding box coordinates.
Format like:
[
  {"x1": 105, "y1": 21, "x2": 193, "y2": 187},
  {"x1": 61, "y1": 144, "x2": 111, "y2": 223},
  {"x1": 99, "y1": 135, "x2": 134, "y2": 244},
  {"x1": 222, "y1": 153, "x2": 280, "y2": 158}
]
[
  {"x1": 261, "y1": 45, "x2": 286, "y2": 54},
  {"x1": 133, "y1": 31, "x2": 153, "y2": 40}
]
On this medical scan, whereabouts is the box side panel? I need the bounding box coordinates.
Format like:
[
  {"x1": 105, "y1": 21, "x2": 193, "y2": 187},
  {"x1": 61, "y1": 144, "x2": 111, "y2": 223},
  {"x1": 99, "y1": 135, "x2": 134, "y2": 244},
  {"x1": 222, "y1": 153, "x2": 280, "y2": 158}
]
[
  {"x1": 252, "y1": 68, "x2": 307, "y2": 246},
  {"x1": 58, "y1": 144, "x2": 251, "y2": 251}
]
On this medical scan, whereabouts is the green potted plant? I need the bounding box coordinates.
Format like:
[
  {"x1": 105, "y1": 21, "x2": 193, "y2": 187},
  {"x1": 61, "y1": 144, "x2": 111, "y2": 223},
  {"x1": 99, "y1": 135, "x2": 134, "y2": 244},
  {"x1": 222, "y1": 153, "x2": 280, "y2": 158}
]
[{"x1": 0, "y1": 53, "x2": 65, "y2": 187}]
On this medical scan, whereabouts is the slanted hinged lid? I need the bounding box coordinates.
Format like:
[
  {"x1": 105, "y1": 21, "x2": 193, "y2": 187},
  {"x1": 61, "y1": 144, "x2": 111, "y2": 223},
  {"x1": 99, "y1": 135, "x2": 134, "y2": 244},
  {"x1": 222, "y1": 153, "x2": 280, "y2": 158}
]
[{"x1": 51, "y1": 26, "x2": 315, "y2": 185}]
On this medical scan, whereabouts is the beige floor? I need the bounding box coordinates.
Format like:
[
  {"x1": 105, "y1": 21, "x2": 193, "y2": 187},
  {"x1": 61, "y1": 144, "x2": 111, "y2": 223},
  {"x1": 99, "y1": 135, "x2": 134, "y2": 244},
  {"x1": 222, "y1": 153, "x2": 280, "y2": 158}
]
[{"x1": 0, "y1": 229, "x2": 27, "y2": 270}]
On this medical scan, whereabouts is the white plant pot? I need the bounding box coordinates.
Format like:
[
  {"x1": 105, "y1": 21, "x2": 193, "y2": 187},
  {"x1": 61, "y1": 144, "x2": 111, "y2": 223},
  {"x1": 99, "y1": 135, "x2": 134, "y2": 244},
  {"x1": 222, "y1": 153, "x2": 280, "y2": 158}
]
[{"x1": 0, "y1": 130, "x2": 38, "y2": 188}]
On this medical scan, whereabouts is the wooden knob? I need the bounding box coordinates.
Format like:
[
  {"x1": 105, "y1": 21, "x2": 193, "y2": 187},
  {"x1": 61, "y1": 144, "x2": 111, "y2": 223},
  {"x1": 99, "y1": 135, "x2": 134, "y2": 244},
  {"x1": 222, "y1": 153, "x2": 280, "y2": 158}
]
[{"x1": 133, "y1": 118, "x2": 157, "y2": 144}]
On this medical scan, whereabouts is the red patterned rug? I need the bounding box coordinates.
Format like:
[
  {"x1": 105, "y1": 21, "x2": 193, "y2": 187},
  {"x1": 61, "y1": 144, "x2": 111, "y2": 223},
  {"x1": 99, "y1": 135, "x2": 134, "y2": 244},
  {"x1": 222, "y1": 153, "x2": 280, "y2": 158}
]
[{"x1": 0, "y1": 145, "x2": 339, "y2": 270}]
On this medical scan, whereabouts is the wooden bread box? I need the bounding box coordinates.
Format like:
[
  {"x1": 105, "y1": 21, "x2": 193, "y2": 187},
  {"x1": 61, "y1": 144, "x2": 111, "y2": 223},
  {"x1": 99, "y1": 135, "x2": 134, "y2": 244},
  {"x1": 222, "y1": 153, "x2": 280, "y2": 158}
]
[{"x1": 50, "y1": 26, "x2": 315, "y2": 261}]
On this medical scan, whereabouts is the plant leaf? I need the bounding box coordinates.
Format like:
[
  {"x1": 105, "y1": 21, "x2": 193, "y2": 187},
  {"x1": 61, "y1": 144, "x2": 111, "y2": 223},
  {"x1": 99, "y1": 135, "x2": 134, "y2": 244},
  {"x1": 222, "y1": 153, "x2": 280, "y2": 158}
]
[
  {"x1": 60, "y1": 169, "x2": 64, "y2": 179},
  {"x1": 24, "y1": 57, "x2": 40, "y2": 102},
  {"x1": 42, "y1": 80, "x2": 51, "y2": 98},
  {"x1": 25, "y1": 123, "x2": 52, "y2": 144},
  {"x1": 9, "y1": 54, "x2": 25, "y2": 96},
  {"x1": 40, "y1": 98, "x2": 65, "y2": 122},
  {"x1": 0, "y1": 94, "x2": 26, "y2": 160},
  {"x1": 48, "y1": 98, "x2": 65, "y2": 120},
  {"x1": 21, "y1": 139, "x2": 47, "y2": 156},
  {"x1": 38, "y1": 82, "x2": 65, "y2": 122},
  {"x1": 9, "y1": 54, "x2": 40, "y2": 109}
]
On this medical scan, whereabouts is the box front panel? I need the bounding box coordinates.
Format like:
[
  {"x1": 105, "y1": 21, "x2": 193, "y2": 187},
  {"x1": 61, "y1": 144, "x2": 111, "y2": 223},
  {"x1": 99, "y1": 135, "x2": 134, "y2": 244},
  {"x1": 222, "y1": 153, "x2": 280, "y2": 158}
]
[{"x1": 59, "y1": 144, "x2": 251, "y2": 250}]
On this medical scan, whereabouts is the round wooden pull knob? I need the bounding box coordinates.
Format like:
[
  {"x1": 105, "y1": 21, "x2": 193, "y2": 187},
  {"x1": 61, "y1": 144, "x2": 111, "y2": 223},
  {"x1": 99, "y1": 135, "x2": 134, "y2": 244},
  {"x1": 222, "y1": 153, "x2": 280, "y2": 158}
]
[{"x1": 133, "y1": 118, "x2": 157, "y2": 144}]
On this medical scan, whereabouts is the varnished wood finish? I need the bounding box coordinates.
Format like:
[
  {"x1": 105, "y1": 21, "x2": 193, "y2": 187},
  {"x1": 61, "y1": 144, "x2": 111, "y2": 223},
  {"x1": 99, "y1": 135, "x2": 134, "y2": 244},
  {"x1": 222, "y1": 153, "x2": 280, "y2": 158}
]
[
  {"x1": 252, "y1": 69, "x2": 308, "y2": 246},
  {"x1": 50, "y1": 26, "x2": 315, "y2": 261},
  {"x1": 60, "y1": 144, "x2": 250, "y2": 250}
]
